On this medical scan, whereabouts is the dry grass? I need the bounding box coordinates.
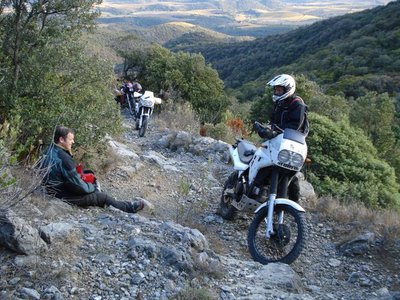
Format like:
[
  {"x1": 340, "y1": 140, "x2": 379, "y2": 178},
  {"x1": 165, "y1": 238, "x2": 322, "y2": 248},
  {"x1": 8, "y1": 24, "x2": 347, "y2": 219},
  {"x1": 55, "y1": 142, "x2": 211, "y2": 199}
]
[
  {"x1": 307, "y1": 196, "x2": 400, "y2": 242},
  {"x1": 173, "y1": 286, "x2": 217, "y2": 300},
  {"x1": 154, "y1": 101, "x2": 200, "y2": 134}
]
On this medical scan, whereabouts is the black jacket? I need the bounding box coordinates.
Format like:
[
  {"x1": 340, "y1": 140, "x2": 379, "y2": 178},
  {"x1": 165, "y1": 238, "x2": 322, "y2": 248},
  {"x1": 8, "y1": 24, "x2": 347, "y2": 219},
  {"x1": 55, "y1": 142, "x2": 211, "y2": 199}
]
[
  {"x1": 271, "y1": 95, "x2": 307, "y2": 133},
  {"x1": 40, "y1": 144, "x2": 95, "y2": 198}
]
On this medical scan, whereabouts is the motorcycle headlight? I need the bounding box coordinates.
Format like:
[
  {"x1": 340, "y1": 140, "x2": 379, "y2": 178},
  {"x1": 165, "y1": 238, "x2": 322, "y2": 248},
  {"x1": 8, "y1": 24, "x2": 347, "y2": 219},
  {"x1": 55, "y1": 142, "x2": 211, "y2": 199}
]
[
  {"x1": 291, "y1": 153, "x2": 304, "y2": 167},
  {"x1": 278, "y1": 150, "x2": 304, "y2": 169},
  {"x1": 278, "y1": 150, "x2": 291, "y2": 163},
  {"x1": 140, "y1": 99, "x2": 153, "y2": 107}
]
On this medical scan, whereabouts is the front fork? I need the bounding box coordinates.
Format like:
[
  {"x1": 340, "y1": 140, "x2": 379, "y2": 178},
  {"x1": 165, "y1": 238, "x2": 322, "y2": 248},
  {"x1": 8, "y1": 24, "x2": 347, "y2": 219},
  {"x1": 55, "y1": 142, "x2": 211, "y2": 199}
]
[
  {"x1": 265, "y1": 168, "x2": 285, "y2": 238},
  {"x1": 138, "y1": 107, "x2": 152, "y2": 127}
]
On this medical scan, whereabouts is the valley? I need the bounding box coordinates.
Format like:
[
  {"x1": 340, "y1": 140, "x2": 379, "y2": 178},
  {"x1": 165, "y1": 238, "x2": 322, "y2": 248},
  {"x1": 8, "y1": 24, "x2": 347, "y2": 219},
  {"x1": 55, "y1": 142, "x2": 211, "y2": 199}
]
[{"x1": 98, "y1": 0, "x2": 392, "y2": 37}]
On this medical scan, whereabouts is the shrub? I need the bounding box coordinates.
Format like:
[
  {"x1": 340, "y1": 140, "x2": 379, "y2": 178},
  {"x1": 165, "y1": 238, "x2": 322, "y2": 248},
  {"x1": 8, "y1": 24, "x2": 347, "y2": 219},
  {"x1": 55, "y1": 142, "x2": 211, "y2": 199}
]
[
  {"x1": 307, "y1": 113, "x2": 400, "y2": 208},
  {"x1": 155, "y1": 100, "x2": 200, "y2": 134},
  {"x1": 203, "y1": 122, "x2": 235, "y2": 144},
  {"x1": 225, "y1": 117, "x2": 248, "y2": 137}
]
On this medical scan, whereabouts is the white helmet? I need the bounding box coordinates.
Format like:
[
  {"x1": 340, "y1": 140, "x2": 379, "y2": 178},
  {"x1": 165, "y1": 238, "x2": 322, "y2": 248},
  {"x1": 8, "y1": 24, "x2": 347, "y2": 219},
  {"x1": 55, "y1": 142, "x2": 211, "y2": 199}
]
[{"x1": 267, "y1": 74, "x2": 296, "y2": 102}]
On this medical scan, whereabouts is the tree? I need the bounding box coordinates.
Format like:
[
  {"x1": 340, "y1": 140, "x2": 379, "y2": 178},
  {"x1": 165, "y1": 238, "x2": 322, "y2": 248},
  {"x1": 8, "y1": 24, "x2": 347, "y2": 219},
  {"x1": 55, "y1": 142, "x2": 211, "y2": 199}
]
[
  {"x1": 112, "y1": 34, "x2": 150, "y2": 79},
  {"x1": 295, "y1": 74, "x2": 349, "y2": 122},
  {"x1": 1, "y1": 0, "x2": 101, "y2": 91},
  {"x1": 120, "y1": 44, "x2": 229, "y2": 123},
  {"x1": 349, "y1": 91, "x2": 400, "y2": 181},
  {"x1": 0, "y1": 0, "x2": 122, "y2": 158},
  {"x1": 349, "y1": 92, "x2": 396, "y2": 157}
]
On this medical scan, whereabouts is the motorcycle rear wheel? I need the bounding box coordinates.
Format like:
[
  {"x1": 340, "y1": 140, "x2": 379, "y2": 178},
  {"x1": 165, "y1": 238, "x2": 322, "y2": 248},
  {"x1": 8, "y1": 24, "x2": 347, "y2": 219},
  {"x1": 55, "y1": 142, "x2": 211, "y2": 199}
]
[
  {"x1": 218, "y1": 171, "x2": 238, "y2": 220},
  {"x1": 139, "y1": 117, "x2": 148, "y2": 137},
  {"x1": 247, "y1": 204, "x2": 305, "y2": 264}
]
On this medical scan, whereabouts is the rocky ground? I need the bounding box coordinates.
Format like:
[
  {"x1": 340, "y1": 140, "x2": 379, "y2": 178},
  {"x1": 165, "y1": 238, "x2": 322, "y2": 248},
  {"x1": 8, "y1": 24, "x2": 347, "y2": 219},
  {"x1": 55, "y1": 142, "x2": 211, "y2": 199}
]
[{"x1": 1, "y1": 110, "x2": 400, "y2": 300}]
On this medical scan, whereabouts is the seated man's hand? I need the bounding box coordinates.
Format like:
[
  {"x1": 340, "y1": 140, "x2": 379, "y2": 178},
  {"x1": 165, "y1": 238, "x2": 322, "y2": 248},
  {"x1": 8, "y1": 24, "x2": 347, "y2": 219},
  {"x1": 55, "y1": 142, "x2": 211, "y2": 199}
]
[{"x1": 94, "y1": 180, "x2": 101, "y2": 192}]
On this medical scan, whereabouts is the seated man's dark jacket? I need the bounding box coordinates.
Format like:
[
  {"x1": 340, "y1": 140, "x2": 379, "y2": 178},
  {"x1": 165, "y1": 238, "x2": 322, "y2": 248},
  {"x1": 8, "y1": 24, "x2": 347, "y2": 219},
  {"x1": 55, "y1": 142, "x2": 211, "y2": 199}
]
[{"x1": 41, "y1": 144, "x2": 95, "y2": 198}]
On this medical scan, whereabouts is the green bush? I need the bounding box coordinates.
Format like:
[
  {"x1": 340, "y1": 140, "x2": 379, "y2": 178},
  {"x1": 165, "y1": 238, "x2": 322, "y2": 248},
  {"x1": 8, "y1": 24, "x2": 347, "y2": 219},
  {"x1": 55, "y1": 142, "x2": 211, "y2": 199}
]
[
  {"x1": 5, "y1": 43, "x2": 122, "y2": 160},
  {"x1": 118, "y1": 44, "x2": 230, "y2": 123},
  {"x1": 307, "y1": 113, "x2": 400, "y2": 208},
  {"x1": 0, "y1": 0, "x2": 120, "y2": 160}
]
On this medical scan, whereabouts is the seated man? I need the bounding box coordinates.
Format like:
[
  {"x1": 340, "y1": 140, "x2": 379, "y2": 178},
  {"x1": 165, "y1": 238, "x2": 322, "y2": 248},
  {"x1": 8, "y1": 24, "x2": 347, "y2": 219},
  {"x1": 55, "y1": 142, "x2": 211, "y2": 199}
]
[{"x1": 40, "y1": 125, "x2": 151, "y2": 213}]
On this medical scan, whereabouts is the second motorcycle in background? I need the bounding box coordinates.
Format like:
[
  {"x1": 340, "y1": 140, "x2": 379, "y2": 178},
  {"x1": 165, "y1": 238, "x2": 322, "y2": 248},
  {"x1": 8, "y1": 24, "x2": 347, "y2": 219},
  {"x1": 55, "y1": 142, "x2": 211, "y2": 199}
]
[{"x1": 134, "y1": 91, "x2": 162, "y2": 137}]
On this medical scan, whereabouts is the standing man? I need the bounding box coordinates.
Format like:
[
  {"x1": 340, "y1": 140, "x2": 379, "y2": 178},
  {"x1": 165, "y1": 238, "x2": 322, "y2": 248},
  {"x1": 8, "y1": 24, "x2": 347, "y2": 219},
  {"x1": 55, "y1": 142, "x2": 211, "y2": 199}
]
[
  {"x1": 268, "y1": 74, "x2": 308, "y2": 134},
  {"x1": 254, "y1": 74, "x2": 309, "y2": 202},
  {"x1": 41, "y1": 126, "x2": 151, "y2": 213}
]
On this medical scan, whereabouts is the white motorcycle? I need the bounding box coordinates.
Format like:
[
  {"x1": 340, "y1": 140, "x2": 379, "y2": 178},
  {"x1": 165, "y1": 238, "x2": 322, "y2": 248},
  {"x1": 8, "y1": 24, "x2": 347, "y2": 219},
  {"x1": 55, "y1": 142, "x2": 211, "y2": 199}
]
[
  {"x1": 218, "y1": 122, "x2": 308, "y2": 264},
  {"x1": 134, "y1": 91, "x2": 162, "y2": 137}
]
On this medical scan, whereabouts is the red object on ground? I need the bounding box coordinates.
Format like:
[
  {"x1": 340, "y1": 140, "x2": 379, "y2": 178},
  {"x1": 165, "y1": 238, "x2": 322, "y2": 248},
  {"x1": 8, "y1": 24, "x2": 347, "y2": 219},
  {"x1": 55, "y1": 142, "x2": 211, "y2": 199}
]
[{"x1": 76, "y1": 164, "x2": 95, "y2": 184}]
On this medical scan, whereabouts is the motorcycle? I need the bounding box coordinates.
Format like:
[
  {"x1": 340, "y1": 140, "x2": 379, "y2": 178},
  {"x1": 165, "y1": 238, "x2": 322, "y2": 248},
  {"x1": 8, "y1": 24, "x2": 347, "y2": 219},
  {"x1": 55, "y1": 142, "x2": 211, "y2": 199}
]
[
  {"x1": 135, "y1": 91, "x2": 162, "y2": 137},
  {"x1": 218, "y1": 122, "x2": 308, "y2": 264}
]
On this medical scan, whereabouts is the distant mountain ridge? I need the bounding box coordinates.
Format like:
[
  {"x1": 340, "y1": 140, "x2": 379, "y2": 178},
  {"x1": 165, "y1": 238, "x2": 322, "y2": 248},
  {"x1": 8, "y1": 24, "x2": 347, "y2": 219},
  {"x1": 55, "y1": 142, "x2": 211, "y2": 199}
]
[
  {"x1": 99, "y1": 0, "x2": 392, "y2": 38},
  {"x1": 102, "y1": 0, "x2": 389, "y2": 12},
  {"x1": 173, "y1": 0, "x2": 400, "y2": 97}
]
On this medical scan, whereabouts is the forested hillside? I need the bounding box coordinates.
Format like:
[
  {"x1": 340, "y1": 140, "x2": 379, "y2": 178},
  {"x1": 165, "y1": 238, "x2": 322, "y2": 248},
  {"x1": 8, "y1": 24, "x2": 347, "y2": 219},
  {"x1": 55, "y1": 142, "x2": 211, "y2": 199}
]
[{"x1": 171, "y1": 0, "x2": 400, "y2": 99}]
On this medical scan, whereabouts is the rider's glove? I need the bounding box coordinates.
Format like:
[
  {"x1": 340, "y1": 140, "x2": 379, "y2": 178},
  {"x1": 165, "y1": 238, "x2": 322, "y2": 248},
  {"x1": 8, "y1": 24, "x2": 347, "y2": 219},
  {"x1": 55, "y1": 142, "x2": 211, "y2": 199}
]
[
  {"x1": 253, "y1": 121, "x2": 276, "y2": 139},
  {"x1": 253, "y1": 121, "x2": 264, "y2": 133}
]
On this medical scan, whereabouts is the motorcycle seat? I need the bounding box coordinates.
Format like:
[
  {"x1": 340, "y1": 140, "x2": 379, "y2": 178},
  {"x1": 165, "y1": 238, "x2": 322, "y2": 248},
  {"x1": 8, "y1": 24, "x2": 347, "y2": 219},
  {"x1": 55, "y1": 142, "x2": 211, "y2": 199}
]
[{"x1": 237, "y1": 140, "x2": 257, "y2": 164}]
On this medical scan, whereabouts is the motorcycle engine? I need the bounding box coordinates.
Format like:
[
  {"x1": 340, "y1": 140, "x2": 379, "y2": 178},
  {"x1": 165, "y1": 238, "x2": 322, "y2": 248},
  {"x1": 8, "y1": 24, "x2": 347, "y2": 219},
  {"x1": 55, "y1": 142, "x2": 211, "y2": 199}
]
[{"x1": 252, "y1": 186, "x2": 268, "y2": 203}]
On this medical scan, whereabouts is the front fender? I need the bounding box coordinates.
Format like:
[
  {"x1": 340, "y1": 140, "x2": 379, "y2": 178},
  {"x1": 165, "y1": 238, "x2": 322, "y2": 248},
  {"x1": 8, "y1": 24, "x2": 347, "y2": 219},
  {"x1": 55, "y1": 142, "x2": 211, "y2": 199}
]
[{"x1": 254, "y1": 198, "x2": 306, "y2": 213}]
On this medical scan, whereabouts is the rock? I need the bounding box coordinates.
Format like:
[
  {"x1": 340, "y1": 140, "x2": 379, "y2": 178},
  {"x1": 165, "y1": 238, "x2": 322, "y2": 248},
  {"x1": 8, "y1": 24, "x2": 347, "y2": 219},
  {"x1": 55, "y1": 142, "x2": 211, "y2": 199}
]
[
  {"x1": 0, "y1": 209, "x2": 47, "y2": 255},
  {"x1": 128, "y1": 237, "x2": 157, "y2": 259},
  {"x1": 108, "y1": 140, "x2": 139, "y2": 159},
  {"x1": 258, "y1": 263, "x2": 305, "y2": 293},
  {"x1": 328, "y1": 258, "x2": 341, "y2": 267},
  {"x1": 14, "y1": 255, "x2": 41, "y2": 268},
  {"x1": 41, "y1": 285, "x2": 63, "y2": 300},
  {"x1": 39, "y1": 222, "x2": 78, "y2": 244},
  {"x1": 156, "y1": 133, "x2": 176, "y2": 148},
  {"x1": 19, "y1": 287, "x2": 40, "y2": 299},
  {"x1": 160, "y1": 221, "x2": 209, "y2": 251},
  {"x1": 339, "y1": 232, "x2": 375, "y2": 256},
  {"x1": 170, "y1": 131, "x2": 193, "y2": 151}
]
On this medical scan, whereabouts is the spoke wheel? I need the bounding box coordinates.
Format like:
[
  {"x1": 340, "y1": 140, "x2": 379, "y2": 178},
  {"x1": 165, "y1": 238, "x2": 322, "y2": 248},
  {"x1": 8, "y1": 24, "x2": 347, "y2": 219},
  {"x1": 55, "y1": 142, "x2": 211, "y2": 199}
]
[{"x1": 247, "y1": 204, "x2": 305, "y2": 264}]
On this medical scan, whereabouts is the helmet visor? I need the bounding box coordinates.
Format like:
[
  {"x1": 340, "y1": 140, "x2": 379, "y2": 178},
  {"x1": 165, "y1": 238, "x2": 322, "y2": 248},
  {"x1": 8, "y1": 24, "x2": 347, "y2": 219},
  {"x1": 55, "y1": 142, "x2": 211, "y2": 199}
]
[{"x1": 273, "y1": 86, "x2": 285, "y2": 96}]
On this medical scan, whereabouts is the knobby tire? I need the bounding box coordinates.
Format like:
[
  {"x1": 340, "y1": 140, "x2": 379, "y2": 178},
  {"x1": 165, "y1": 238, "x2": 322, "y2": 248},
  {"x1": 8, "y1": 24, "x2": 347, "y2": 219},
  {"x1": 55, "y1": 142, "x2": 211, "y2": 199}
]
[
  {"x1": 139, "y1": 117, "x2": 148, "y2": 137},
  {"x1": 247, "y1": 204, "x2": 305, "y2": 264}
]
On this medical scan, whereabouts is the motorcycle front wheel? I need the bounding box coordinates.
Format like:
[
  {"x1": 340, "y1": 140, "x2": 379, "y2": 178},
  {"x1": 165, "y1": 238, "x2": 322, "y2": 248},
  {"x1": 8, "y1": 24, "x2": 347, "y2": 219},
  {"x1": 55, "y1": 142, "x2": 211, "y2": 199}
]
[
  {"x1": 139, "y1": 116, "x2": 148, "y2": 137},
  {"x1": 218, "y1": 171, "x2": 238, "y2": 220},
  {"x1": 247, "y1": 204, "x2": 305, "y2": 264}
]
